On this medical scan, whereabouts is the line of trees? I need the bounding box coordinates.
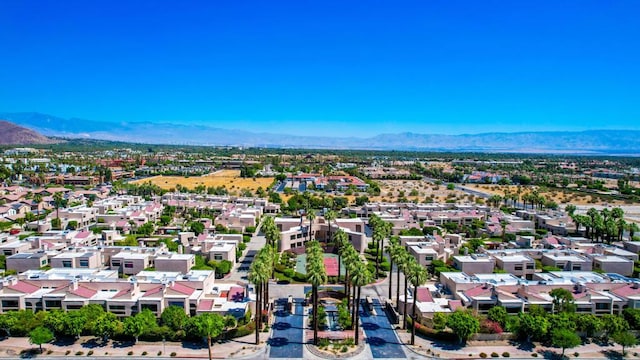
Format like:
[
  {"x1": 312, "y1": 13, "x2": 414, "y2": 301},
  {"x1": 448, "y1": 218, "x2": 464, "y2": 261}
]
[{"x1": 0, "y1": 304, "x2": 246, "y2": 359}]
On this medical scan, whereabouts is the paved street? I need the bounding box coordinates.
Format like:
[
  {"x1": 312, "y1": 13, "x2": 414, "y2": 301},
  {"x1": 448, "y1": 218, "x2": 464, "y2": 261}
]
[
  {"x1": 268, "y1": 298, "x2": 304, "y2": 359},
  {"x1": 360, "y1": 299, "x2": 406, "y2": 359}
]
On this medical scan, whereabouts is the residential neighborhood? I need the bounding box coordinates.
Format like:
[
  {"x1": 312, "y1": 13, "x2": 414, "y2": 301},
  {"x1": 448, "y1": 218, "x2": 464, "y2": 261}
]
[{"x1": 1, "y1": 146, "x2": 640, "y2": 359}]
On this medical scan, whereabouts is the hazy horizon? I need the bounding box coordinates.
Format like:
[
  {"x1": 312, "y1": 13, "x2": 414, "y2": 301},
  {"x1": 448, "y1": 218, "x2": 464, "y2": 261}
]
[{"x1": 1, "y1": 1, "x2": 639, "y2": 137}]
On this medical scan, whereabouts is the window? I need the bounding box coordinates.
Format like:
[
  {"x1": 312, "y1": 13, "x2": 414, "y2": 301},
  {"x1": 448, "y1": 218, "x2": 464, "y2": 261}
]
[
  {"x1": 124, "y1": 262, "x2": 134, "y2": 268},
  {"x1": 2, "y1": 300, "x2": 19, "y2": 308},
  {"x1": 596, "y1": 303, "x2": 610, "y2": 310},
  {"x1": 514, "y1": 265, "x2": 523, "y2": 271},
  {"x1": 79, "y1": 260, "x2": 89, "y2": 267},
  {"x1": 425, "y1": 256, "x2": 433, "y2": 261},
  {"x1": 213, "y1": 254, "x2": 223, "y2": 261},
  {"x1": 45, "y1": 300, "x2": 62, "y2": 308},
  {"x1": 526, "y1": 264, "x2": 534, "y2": 270},
  {"x1": 62, "y1": 260, "x2": 72, "y2": 268},
  {"x1": 572, "y1": 264, "x2": 581, "y2": 271}
]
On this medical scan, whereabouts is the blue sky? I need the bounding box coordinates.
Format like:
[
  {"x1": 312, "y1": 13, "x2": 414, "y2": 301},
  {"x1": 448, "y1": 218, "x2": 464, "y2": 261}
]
[{"x1": 1, "y1": 1, "x2": 639, "y2": 137}]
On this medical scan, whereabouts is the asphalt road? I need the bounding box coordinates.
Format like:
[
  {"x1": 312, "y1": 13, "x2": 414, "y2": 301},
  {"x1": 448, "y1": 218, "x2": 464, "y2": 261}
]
[
  {"x1": 360, "y1": 299, "x2": 406, "y2": 359},
  {"x1": 268, "y1": 298, "x2": 304, "y2": 359}
]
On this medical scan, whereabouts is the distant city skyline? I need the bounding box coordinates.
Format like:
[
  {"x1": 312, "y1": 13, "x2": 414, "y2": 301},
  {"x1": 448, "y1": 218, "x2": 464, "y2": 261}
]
[{"x1": 1, "y1": 1, "x2": 639, "y2": 137}]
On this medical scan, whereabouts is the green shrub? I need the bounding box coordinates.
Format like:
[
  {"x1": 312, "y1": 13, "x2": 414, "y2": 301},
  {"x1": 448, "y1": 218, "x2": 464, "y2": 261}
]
[
  {"x1": 502, "y1": 352, "x2": 510, "y2": 358},
  {"x1": 171, "y1": 352, "x2": 177, "y2": 357},
  {"x1": 75, "y1": 351, "x2": 84, "y2": 356},
  {"x1": 480, "y1": 353, "x2": 487, "y2": 358},
  {"x1": 87, "y1": 351, "x2": 94, "y2": 356},
  {"x1": 491, "y1": 352, "x2": 499, "y2": 358},
  {"x1": 128, "y1": 351, "x2": 134, "y2": 356},
  {"x1": 341, "y1": 346, "x2": 348, "y2": 352},
  {"x1": 318, "y1": 338, "x2": 330, "y2": 348}
]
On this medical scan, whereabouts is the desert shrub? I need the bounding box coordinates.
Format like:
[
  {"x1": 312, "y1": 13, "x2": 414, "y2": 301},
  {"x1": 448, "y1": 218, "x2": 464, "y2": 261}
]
[
  {"x1": 502, "y1": 352, "x2": 510, "y2": 358},
  {"x1": 480, "y1": 353, "x2": 487, "y2": 358},
  {"x1": 171, "y1": 352, "x2": 177, "y2": 357},
  {"x1": 491, "y1": 352, "x2": 499, "y2": 357},
  {"x1": 87, "y1": 351, "x2": 94, "y2": 356}
]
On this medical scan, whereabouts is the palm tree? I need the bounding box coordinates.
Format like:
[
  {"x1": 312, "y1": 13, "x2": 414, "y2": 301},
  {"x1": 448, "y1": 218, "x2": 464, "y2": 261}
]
[
  {"x1": 351, "y1": 261, "x2": 372, "y2": 345},
  {"x1": 258, "y1": 245, "x2": 275, "y2": 326},
  {"x1": 248, "y1": 257, "x2": 268, "y2": 345},
  {"x1": 53, "y1": 191, "x2": 64, "y2": 221},
  {"x1": 341, "y1": 244, "x2": 358, "y2": 312},
  {"x1": 306, "y1": 241, "x2": 327, "y2": 345},
  {"x1": 307, "y1": 211, "x2": 316, "y2": 242},
  {"x1": 390, "y1": 244, "x2": 407, "y2": 309},
  {"x1": 629, "y1": 222, "x2": 639, "y2": 240},
  {"x1": 401, "y1": 256, "x2": 417, "y2": 329},
  {"x1": 324, "y1": 210, "x2": 337, "y2": 243},
  {"x1": 334, "y1": 229, "x2": 348, "y2": 283},
  {"x1": 387, "y1": 239, "x2": 400, "y2": 305},
  {"x1": 408, "y1": 262, "x2": 428, "y2": 345},
  {"x1": 617, "y1": 218, "x2": 627, "y2": 242}
]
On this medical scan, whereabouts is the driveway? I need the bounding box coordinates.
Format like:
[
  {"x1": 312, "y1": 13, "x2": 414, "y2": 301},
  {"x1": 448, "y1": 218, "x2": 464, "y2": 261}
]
[
  {"x1": 268, "y1": 298, "x2": 305, "y2": 359},
  {"x1": 360, "y1": 299, "x2": 406, "y2": 359}
]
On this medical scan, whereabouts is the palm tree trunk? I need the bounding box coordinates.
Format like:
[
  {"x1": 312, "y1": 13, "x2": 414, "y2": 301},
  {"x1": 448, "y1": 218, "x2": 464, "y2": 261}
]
[
  {"x1": 354, "y1": 286, "x2": 362, "y2": 345},
  {"x1": 345, "y1": 268, "x2": 350, "y2": 309},
  {"x1": 263, "y1": 280, "x2": 269, "y2": 326},
  {"x1": 255, "y1": 283, "x2": 261, "y2": 345},
  {"x1": 351, "y1": 283, "x2": 357, "y2": 327},
  {"x1": 396, "y1": 264, "x2": 401, "y2": 310},
  {"x1": 388, "y1": 258, "x2": 393, "y2": 304},
  {"x1": 313, "y1": 285, "x2": 318, "y2": 345},
  {"x1": 403, "y1": 274, "x2": 408, "y2": 329},
  {"x1": 411, "y1": 284, "x2": 417, "y2": 345}
]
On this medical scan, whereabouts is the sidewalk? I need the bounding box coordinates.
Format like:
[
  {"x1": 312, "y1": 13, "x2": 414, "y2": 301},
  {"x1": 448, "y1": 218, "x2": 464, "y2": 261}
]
[
  {"x1": 397, "y1": 330, "x2": 640, "y2": 359},
  {"x1": 0, "y1": 332, "x2": 268, "y2": 359}
]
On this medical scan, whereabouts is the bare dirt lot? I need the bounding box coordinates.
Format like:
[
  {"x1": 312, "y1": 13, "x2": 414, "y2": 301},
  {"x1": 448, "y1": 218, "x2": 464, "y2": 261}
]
[{"x1": 131, "y1": 170, "x2": 274, "y2": 193}]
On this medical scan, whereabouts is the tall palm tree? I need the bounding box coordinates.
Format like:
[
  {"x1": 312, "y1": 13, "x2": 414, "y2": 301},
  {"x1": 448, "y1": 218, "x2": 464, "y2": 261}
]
[
  {"x1": 248, "y1": 257, "x2": 268, "y2": 345},
  {"x1": 387, "y1": 239, "x2": 400, "y2": 304},
  {"x1": 53, "y1": 191, "x2": 64, "y2": 221},
  {"x1": 401, "y1": 256, "x2": 417, "y2": 329},
  {"x1": 629, "y1": 222, "x2": 640, "y2": 240},
  {"x1": 334, "y1": 229, "x2": 348, "y2": 283},
  {"x1": 408, "y1": 262, "x2": 428, "y2": 345},
  {"x1": 324, "y1": 210, "x2": 337, "y2": 243},
  {"x1": 259, "y1": 245, "x2": 275, "y2": 326},
  {"x1": 306, "y1": 241, "x2": 327, "y2": 345},
  {"x1": 307, "y1": 211, "x2": 316, "y2": 242},
  {"x1": 341, "y1": 244, "x2": 358, "y2": 312},
  {"x1": 391, "y1": 246, "x2": 406, "y2": 310},
  {"x1": 350, "y1": 261, "x2": 372, "y2": 345}
]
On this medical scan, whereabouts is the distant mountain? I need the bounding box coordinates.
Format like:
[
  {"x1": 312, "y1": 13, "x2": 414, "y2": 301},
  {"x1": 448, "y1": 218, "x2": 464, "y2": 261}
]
[
  {"x1": 1, "y1": 112, "x2": 639, "y2": 155},
  {"x1": 0, "y1": 120, "x2": 59, "y2": 145}
]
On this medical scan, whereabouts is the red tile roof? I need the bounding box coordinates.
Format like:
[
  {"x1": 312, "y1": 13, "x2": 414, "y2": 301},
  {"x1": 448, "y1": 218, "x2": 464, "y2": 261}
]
[
  {"x1": 70, "y1": 285, "x2": 97, "y2": 298},
  {"x1": 197, "y1": 299, "x2": 214, "y2": 311},
  {"x1": 227, "y1": 286, "x2": 244, "y2": 302},
  {"x1": 171, "y1": 283, "x2": 195, "y2": 295},
  {"x1": 7, "y1": 281, "x2": 40, "y2": 294},
  {"x1": 416, "y1": 287, "x2": 434, "y2": 303}
]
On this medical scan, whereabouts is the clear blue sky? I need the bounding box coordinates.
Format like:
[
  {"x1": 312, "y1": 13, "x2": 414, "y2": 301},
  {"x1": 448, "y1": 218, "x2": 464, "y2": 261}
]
[{"x1": 1, "y1": 1, "x2": 639, "y2": 137}]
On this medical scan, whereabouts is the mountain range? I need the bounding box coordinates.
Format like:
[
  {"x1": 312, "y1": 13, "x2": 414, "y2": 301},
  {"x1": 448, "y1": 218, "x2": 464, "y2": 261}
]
[
  {"x1": 1, "y1": 112, "x2": 639, "y2": 155},
  {"x1": 0, "y1": 120, "x2": 59, "y2": 145}
]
